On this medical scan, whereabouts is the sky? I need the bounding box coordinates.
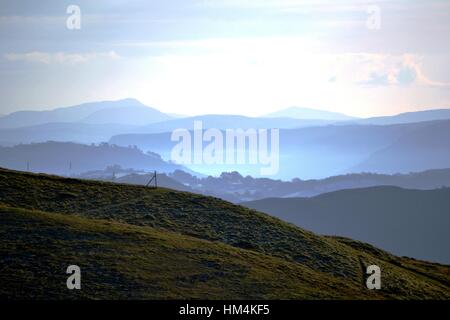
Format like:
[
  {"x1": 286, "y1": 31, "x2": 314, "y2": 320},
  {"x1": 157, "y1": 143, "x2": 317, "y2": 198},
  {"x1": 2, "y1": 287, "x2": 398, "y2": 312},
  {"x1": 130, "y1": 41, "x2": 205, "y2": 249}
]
[{"x1": 0, "y1": 0, "x2": 449, "y2": 117}]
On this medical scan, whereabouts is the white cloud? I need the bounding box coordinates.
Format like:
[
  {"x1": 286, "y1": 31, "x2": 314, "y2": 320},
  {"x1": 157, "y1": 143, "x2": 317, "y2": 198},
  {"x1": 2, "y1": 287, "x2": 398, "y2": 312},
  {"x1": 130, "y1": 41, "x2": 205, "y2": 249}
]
[
  {"x1": 401, "y1": 55, "x2": 450, "y2": 87},
  {"x1": 354, "y1": 54, "x2": 450, "y2": 88},
  {"x1": 4, "y1": 51, "x2": 121, "y2": 65}
]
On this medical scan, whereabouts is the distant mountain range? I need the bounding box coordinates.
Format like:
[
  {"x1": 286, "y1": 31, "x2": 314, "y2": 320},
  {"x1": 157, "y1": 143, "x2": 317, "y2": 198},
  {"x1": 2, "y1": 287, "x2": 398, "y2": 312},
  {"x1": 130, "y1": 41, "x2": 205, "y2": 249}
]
[
  {"x1": 264, "y1": 106, "x2": 357, "y2": 121},
  {"x1": 243, "y1": 186, "x2": 450, "y2": 264},
  {"x1": 2, "y1": 99, "x2": 449, "y2": 131},
  {"x1": 1, "y1": 98, "x2": 449, "y2": 144},
  {"x1": 110, "y1": 120, "x2": 450, "y2": 179},
  {"x1": 1, "y1": 99, "x2": 450, "y2": 179}
]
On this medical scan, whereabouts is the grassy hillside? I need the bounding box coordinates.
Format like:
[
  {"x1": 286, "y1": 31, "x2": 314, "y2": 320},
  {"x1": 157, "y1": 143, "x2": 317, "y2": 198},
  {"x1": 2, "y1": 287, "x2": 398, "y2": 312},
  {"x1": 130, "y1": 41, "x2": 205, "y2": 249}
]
[{"x1": 0, "y1": 168, "x2": 449, "y2": 299}]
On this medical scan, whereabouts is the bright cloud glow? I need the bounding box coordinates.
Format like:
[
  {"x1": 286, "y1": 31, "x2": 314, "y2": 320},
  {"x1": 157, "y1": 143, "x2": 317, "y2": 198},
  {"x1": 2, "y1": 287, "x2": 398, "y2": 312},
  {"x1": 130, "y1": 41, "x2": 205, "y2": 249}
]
[{"x1": 0, "y1": 0, "x2": 449, "y2": 116}]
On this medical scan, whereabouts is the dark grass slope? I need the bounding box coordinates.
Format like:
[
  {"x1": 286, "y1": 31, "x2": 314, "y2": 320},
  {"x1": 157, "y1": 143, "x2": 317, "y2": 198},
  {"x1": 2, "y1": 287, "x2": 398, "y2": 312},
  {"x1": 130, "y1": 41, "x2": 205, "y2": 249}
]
[{"x1": 0, "y1": 168, "x2": 449, "y2": 299}]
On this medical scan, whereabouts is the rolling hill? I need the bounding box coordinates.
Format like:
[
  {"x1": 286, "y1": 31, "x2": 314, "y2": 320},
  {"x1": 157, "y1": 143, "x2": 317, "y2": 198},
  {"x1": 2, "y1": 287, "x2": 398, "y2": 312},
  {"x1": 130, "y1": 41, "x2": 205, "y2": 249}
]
[
  {"x1": 80, "y1": 104, "x2": 172, "y2": 126},
  {"x1": 0, "y1": 122, "x2": 142, "y2": 145},
  {"x1": 0, "y1": 142, "x2": 185, "y2": 175},
  {"x1": 120, "y1": 114, "x2": 333, "y2": 134},
  {"x1": 0, "y1": 168, "x2": 449, "y2": 299},
  {"x1": 351, "y1": 120, "x2": 450, "y2": 174},
  {"x1": 162, "y1": 168, "x2": 450, "y2": 202},
  {"x1": 351, "y1": 108, "x2": 450, "y2": 125},
  {"x1": 264, "y1": 107, "x2": 356, "y2": 121},
  {"x1": 243, "y1": 186, "x2": 450, "y2": 264}
]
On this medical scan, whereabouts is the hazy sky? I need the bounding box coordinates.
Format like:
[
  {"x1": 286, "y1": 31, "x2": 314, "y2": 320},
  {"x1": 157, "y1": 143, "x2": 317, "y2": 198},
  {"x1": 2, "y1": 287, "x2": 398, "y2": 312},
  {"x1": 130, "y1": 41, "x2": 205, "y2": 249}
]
[{"x1": 0, "y1": 0, "x2": 449, "y2": 117}]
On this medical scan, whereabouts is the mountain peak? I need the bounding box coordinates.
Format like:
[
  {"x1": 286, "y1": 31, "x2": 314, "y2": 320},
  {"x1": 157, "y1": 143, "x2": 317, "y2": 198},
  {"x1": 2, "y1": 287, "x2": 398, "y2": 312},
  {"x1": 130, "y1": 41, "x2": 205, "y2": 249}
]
[
  {"x1": 0, "y1": 98, "x2": 172, "y2": 128},
  {"x1": 111, "y1": 97, "x2": 144, "y2": 107}
]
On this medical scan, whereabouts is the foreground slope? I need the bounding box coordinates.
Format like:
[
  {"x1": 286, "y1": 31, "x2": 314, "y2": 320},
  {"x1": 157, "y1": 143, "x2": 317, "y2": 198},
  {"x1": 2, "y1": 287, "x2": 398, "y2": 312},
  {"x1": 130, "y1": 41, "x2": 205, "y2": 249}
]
[
  {"x1": 0, "y1": 205, "x2": 375, "y2": 300},
  {"x1": 0, "y1": 168, "x2": 449, "y2": 299}
]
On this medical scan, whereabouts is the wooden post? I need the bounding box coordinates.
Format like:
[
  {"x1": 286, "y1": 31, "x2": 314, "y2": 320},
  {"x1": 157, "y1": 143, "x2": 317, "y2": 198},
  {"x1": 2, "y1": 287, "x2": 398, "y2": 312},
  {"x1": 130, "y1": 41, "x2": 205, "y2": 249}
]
[{"x1": 145, "y1": 170, "x2": 158, "y2": 189}]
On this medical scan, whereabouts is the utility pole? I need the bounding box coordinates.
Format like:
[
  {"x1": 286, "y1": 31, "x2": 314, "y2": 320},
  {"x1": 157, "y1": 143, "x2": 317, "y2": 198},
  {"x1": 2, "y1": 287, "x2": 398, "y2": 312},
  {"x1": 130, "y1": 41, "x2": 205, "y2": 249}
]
[{"x1": 145, "y1": 171, "x2": 158, "y2": 189}]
